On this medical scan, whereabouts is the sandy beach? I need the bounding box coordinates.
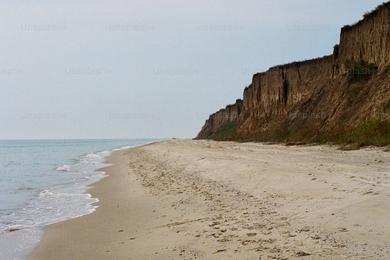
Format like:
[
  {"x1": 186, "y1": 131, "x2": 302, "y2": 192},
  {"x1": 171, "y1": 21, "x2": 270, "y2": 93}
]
[{"x1": 30, "y1": 140, "x2": 390, "y2": 259}]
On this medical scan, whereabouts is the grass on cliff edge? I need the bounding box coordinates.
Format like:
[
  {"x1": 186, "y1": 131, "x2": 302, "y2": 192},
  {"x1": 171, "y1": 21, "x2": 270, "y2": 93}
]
[
  {"x1": 332, "y1": 119, "x2": 390, "y2": 146},
  {"x1": 205, "y1": 116, "x2": 390, "y2": 146},
  {"x1": 211, "y1": 119, "x2": 390, "y2": 147},
  {"x1": 287, "y1": 119, "x2": 390, "y2": 147},
  {"x1": 210, "y1": 122, "x2": 237, "y2": 141}
]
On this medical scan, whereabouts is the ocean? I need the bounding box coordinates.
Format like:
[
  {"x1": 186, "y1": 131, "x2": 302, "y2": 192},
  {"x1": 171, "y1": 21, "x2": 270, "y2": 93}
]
[{"x1": 0, "y1": 139, "x2": 155, "y2": 260}]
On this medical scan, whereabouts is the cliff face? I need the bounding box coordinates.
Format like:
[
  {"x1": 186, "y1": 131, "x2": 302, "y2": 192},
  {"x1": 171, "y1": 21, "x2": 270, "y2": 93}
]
[
  {"x1": 197, "y1": 2, "x2": 390, "y2": 145},
  {"x1": 339, "y1": 4, "x2": 390, "y2": 71},
  {"x1": 197, "y1": 99, "x2": 243, "y2": 139}
]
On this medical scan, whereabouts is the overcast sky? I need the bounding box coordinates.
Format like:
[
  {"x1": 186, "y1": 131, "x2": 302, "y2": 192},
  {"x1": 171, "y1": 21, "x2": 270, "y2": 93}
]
[{"x1": 0, "y1": 0, "x2": 384, "y2": 139}]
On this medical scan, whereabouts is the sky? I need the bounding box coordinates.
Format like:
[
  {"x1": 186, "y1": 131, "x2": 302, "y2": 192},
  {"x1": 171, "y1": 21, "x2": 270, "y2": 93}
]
[{"x1": 0, "y1": 0, "x2": 385, "y2": 139}]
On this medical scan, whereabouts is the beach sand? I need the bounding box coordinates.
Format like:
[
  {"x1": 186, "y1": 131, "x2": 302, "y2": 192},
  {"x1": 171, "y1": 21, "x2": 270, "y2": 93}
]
[{"x1": 30, "y1": 140, "x2": 390, "y2": 259}]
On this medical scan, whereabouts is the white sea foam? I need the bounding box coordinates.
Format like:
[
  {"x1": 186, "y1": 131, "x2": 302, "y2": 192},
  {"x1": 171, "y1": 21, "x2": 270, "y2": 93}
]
[
  {"x1": 55, "y1": 165, "x2": 71, "y2": 172},
  {"x1": 1, "y1": 150, "x2": 108, "y2": 234},
  {"x1": 113, "y1": 145, "x2": 133, "y2": 151},
  {"x1": 0, "y1": 139, "x2": 155, "y2": 259}
]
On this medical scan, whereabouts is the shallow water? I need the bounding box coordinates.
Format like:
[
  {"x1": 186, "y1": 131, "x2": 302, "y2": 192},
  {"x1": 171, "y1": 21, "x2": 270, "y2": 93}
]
[{"x1": 0, "y1": 139, "x2": 155, "y2": 260}]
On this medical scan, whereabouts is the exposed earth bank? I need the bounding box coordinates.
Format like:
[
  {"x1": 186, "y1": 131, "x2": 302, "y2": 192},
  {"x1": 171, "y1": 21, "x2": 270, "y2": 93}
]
[{"x1": 197, "y1": 2, "x2": 390, "y2": 146}]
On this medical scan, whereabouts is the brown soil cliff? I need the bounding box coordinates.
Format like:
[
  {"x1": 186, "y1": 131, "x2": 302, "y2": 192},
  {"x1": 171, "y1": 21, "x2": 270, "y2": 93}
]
[{"x1": 197, "y1": 2, "x2": 390, "y2": 146}]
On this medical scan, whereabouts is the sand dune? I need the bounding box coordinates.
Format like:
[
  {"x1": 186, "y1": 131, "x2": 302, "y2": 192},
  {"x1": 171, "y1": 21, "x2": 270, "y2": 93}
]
[{"x1": 31, "y1": 140, "x2": 390, "y2": 259}]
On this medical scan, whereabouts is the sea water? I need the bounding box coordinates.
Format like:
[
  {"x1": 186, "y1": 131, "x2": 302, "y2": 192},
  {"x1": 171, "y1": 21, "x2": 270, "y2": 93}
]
[{"x1": 0, "y1": 139, "x2": 155, "y2": 260}]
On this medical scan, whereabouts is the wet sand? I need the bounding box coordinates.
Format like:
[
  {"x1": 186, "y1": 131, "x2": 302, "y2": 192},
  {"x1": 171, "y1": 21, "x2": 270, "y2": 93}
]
[{"x1": 30, "y1": 140, "x2": 390, "y2": 259}]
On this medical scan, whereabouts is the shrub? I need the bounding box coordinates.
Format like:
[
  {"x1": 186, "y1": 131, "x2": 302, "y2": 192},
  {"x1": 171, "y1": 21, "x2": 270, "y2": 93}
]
[
  {"x1": 211, "y1": 122, "x2": 237, "y2": 140},
  {"x1": 338, "y1": 119, "x2": 390, "y2": 146},
  {"x1": 349, "y1": 60, "x2": 378, "y2": 80}
]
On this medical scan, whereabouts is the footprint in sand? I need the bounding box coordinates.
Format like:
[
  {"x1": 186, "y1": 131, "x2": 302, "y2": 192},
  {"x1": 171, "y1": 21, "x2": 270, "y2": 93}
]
[
  {"x1": 338, "y1": 227, "x2": 348, "y2": 232},
  {"x1": 296, "y1": 251, "x2": 311, "y2": 257},
  {"x1": 298, "y1": 226, "x2": 310, "y2": 233}
]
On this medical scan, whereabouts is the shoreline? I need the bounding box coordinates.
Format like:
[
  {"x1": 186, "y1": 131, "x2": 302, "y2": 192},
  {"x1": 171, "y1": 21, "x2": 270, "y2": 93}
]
[
  {"x1": 30, "y1": 140, "x2": 390, "y2": 259},
  {"x1": 0, "y1": 140, "x2": 138, "y2": 260},
  {"x1": 30, "y1": 142, "x2": 174, "y2": 259},
  {"x1": 29, "y1": 147, "x2": 147, "y2": 259}
]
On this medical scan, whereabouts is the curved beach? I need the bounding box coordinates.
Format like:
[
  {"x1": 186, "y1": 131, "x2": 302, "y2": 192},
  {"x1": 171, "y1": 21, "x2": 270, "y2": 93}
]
[{"x1": 30, "y1": 140, "x2": 390, "y2": 259}]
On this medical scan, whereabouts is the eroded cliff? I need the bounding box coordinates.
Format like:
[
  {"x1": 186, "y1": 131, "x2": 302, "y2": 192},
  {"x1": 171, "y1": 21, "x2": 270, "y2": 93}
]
[{"x1": 197, "y1": 2, "x2": 390, "y2": 145}]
